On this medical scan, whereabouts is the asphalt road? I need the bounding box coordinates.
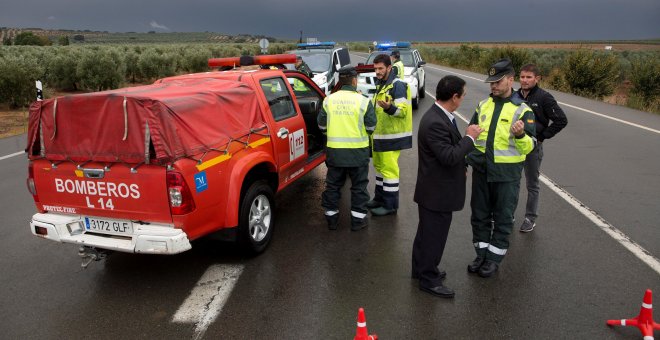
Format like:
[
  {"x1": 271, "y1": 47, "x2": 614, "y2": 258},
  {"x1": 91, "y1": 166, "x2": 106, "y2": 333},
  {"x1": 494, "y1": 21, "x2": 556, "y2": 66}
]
[{"x1": 0, "y1": 55, "x2": 658, "y2": 339}]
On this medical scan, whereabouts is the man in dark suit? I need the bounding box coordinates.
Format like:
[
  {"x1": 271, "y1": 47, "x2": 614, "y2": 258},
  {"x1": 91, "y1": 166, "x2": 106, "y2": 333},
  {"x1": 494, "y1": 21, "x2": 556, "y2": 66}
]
[{"x1": 412, "y1": 75, "x2": 483, "y2": 298}]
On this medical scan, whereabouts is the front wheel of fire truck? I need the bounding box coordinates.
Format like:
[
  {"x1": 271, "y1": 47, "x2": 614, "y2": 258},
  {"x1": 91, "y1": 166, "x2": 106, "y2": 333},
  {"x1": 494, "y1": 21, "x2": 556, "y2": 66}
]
[{"x1": 238, "y1": 180, "x2": 274, "y2": 254}]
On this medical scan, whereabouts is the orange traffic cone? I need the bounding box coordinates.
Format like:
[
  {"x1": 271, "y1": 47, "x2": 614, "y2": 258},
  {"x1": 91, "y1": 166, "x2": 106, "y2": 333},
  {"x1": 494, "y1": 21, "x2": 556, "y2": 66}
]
[
  {"x1": 354, "y1": 307, "x2": 378, "y2": 340},
  {"x1": 607, "y1": 289, "x2": 660, "y2": 339}
]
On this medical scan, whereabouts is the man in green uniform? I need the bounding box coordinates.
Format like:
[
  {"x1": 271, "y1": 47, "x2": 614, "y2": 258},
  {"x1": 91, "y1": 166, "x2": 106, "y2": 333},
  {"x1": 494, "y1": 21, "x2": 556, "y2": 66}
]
[
  {"x1": 318, "y1": 66, "x2": 377, "y2": 231},
  {"x1": 390, "y1": 50, "x2": 405, "y2": 79},
  {"x1": 466, "y1": 59, "x2": 536, "y2": 278},
  {"x1": 295, "y1": 55, "x2": 313, "y2": 78}
]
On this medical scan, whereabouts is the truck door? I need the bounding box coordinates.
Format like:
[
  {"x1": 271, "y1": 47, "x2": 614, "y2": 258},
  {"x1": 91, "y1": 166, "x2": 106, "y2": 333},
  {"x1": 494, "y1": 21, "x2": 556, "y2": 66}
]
[{"x1": 258, "y1": 76, "x2": 308, "y2": 183}]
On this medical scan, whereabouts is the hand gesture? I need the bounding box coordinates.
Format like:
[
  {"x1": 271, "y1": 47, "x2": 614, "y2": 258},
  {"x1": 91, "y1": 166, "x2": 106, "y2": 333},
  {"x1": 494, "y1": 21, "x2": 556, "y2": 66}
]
[
  {"x1": 510, "y1": 120, "x2": 525, "y2": 137},
  {"x1": 377, "y1": 97, "x2": 391, "y2": 110},
  {"x1": 465, "y1": 124, "x2": 484, "y2": 139}
]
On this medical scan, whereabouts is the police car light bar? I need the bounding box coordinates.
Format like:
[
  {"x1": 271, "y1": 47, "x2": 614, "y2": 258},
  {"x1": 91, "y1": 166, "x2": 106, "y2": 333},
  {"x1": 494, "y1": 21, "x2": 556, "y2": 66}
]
[
  {"x1": 208, "y1": 54, "x2": 297, "y2": 68},
  {"x1": 296, "y1": 41, "x2": 336, "y2": 49},
  {"x1": 376, "y1": 41, "x2": 411, "y2": 50}
]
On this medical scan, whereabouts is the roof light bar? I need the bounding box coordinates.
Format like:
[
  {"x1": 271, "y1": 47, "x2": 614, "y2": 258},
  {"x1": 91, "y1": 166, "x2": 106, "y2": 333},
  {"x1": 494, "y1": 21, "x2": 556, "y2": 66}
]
[
  {"x1": 208, "y1": 54, "x2": 297, "y2": 68},
  {"x1": 296, "y1": 41, "x2": 336, "y2": 49},
  {"x1": 376, "y1": 41, "x2": 411, "y2": 50}
]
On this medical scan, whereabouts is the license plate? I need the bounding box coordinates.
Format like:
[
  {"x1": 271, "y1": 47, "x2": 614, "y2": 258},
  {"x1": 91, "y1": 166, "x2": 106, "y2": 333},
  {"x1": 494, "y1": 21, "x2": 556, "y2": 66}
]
[{"x1": 84, "y1": 216, "x2": 133, "y2": 236}]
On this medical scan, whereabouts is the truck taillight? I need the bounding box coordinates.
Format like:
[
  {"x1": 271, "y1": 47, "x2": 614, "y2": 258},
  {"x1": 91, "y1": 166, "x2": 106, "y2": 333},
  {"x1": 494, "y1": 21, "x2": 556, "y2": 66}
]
[
  {"x1": 166, "y1": 171, "x2": 196, "y2": 215},
  {"x1": 26, "y1": 162, "x2": 39, "y2": 202}
]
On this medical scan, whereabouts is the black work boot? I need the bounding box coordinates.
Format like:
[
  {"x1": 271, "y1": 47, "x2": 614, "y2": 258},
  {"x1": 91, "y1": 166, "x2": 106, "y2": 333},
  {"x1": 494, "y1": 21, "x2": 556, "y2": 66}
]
[
  {"x1": 326, "y1": 214, "x2": 339, "y2": 230},
  {"x1": 478, "y1": 260, "x2": 500, "y2": 278},
  {"x1": 351, "y1": 218, "x2": 368, "y2": 231},
  {"x1": 467, "y1": 256, "x2": 486, "y2": 273}
]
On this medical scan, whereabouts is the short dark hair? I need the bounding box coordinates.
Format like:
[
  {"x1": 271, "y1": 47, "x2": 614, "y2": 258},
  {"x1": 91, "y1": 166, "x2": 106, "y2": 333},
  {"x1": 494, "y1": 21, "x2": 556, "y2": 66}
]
[
  {"x1": 520, "y1": 63, "x2": 541, "y2": 76},
  {"x1": 436, "y1": 75, "x2": 466, "y2": 101},
  {"x1": 338, "y1": 74, "x2": 356, "y2": 86},
  {"x1": 390, "y1": 50, "x2": 400, "y2": 59},
  {"x1": 373, "y1": 54, "x2": 391, "y2": 66}
]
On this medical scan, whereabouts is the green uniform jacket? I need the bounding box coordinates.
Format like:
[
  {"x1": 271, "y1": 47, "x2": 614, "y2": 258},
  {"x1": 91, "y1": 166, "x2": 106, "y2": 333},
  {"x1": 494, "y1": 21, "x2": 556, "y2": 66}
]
[
  {"x1": 318, "y1": 85, "x2": 377, "y2": 167},
  {"x1": 467, "y1": 92, "x2": 536, "y2": 182}
]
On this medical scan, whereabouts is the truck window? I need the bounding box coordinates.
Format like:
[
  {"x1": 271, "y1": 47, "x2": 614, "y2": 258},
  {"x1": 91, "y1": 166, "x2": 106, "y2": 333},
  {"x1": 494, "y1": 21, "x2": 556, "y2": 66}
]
[{"x1": 260, "y1": 78, "x2": 297, "y2": 121}]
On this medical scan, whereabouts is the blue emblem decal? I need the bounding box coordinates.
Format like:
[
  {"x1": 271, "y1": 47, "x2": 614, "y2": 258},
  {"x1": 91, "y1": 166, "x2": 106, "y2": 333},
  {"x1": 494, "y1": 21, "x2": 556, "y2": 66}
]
[{"x1": 194, "y1": 171, "x2": 208, "y2": 193}]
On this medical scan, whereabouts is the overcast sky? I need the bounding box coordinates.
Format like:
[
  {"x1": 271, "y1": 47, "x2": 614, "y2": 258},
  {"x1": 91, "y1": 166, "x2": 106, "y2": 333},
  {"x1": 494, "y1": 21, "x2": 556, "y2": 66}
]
[{"x1": 2, "y1": 0, "x2": 658, "y2": 41}]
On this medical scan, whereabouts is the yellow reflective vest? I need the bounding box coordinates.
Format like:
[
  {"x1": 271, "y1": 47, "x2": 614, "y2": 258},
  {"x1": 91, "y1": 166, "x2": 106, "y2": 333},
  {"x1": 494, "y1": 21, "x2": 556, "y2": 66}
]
[
  {"x1": 322, "y1": 90, "x2": 372, "y2": 149},
  {"x1": 392, "y1": 60, "x2": 405, "y2": 79},
  {"x1": 372, "y1": 73, "x2": 412, "y2": 152},
  {"x1": 467, "y1": 93, "x2": 536, "y2": 182}
]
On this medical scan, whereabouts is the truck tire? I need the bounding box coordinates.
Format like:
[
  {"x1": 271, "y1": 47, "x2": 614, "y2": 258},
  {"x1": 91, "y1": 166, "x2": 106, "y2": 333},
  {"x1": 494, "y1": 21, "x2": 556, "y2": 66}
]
[{"x1": 238, "y1": 180, "x2": 274, "y2": 254}]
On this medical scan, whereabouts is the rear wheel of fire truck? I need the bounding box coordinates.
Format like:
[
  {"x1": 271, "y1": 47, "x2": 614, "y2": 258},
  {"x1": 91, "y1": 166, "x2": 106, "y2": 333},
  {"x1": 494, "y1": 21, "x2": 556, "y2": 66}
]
[{"x1": 238, "y1": 180, "x2": 274, "y2": 254}]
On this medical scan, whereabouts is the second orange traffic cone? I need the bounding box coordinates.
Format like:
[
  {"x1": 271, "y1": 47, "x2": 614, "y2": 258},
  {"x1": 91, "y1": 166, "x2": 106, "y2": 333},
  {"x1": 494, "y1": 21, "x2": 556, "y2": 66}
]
[
  {"x1": 354, "y1": 307, "x2": 378, "y2": 340},
  {"x1": 607, "y1": 289, "x2": 660, "y2": 339}
]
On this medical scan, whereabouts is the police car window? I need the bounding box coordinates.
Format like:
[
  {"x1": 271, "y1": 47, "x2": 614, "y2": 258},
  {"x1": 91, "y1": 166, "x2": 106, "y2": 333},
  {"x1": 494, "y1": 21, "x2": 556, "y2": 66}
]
[
  {"x1": 400, "y1": 52, "x2": 414, "y2": 67},
  {"x1": 260, "y1": 78, "x2": 297, "y2": 121},
  {"x1": 299, "y1": 53, "x2": 331, "y2": 73}
]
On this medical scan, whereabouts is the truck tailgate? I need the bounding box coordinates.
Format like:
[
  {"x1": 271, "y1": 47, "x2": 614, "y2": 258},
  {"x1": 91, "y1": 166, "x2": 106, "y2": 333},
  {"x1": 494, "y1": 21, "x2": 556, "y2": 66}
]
[{"x1": 33, "y1": 160, "x2": 172, "y2": 223}]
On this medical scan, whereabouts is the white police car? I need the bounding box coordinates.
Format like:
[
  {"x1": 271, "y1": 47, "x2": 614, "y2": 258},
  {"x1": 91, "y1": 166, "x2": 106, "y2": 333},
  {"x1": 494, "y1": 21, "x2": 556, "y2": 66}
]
[
  {"x1": 357, "y1": 42, "x2": 426, "y2": 109},
  {"x1": 288, "y1": 42, "x2": 351, "y2": 95}
]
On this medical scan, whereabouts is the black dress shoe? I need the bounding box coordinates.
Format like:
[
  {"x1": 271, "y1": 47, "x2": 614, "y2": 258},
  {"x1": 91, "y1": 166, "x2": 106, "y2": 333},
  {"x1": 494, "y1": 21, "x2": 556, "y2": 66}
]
[
  {"x1": 411, "y1": 270, "x2": 446, "y2": 280},
  {"x1": 419, "y1": 284, "x2": 455, "y2": 298},
  {"x1": 478, "y1": 260, "x2": 499, "y2": 278},
  {"x1": 467, "y1": 256, "x2": 485, "y2": 273}
]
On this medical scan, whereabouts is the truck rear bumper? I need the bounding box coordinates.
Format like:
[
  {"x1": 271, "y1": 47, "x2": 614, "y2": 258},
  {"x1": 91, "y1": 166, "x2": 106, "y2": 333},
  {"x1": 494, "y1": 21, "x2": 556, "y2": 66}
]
[{"x1": 30, "y1": 213, "x2": 192, "y2": 254}]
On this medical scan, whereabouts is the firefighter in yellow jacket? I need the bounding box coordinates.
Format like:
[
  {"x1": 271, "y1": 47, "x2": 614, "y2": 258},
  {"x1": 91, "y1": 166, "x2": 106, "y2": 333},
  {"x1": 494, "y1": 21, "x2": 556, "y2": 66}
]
[
  {"x1": 367, "y1": 54, "x2": 413, "y2": 216},
  {"x1": 466, "y1": 59, "x2": 536, "y2": 278}
]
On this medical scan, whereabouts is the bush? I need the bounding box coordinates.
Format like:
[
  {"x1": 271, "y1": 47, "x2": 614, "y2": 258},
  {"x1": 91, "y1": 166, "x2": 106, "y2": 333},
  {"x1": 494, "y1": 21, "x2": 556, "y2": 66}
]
[
  {"x1": 58, "y1": 36, "x2": 69, "y2": 46},
  {"x1": 14, "y1": 32, "x2": 51, "y2": 46},
  {"x1": 480, "y1": 46, "x2": 533, "y2": 76},
  {"x1": 0, "y1": 54, "x2": 45, "y2": 107},
  {"x1": 629, "y1": 58, "x2": 660, "y2": 108},
  {"x1": 138, "y1": 48, "x2": 177, "y2": 80},
  {"x1": 563, "y1": 49, "x2": 619, "y2": 99},
  {"x1": 45, "y1": 49, "x2": 81, "y2": 91},
  {"x1": 77, "y1": 48, "x2": 126, "y2": 91}
]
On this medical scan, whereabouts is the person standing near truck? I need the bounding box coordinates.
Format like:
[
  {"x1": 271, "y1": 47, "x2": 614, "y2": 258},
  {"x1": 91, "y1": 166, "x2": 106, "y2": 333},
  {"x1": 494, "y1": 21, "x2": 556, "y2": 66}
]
[{"x1": 318, "y1": 66, "x2": 377, "y2": 231}]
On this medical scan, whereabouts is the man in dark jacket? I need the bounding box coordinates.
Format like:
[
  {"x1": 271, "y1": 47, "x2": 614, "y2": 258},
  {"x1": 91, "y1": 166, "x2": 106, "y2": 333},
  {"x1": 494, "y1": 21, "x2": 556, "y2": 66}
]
[
  {"x1": 412, "y1": 75, "x2": 482, "y2": 297},
  {"x1": 517, "y1": 64, "x2": 568, "y2": 232}
]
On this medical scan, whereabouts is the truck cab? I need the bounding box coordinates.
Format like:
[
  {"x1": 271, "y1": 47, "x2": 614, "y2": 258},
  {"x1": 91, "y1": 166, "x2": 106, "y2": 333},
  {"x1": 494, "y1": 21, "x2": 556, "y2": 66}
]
[{"x1": 26, "y1": 54, "x2": 330, "y2": 258}]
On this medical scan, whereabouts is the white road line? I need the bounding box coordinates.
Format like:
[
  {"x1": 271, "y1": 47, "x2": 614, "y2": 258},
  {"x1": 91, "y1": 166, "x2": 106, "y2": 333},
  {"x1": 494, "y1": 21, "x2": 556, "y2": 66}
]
[
  {"x1": 425, "y1": 65, "x2": 660, "y2": 134},
  {"x1": 172, "y1": 264, "x2": 244, "y2": 340},
  {"x1": 426, "y1": 90, "x2": 660, "y2": 276},
  {"x1": 0, "y1": 151, "x2": 24, "y2": 161}
]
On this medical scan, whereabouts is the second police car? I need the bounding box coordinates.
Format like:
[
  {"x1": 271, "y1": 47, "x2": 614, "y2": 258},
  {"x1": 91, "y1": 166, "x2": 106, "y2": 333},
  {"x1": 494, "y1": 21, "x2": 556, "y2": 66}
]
[
  {"x1": 288, "y1": 41, "x2": 351, "y2": 95},
  {"x1": 357, "y1": 42, "x2": 427, "y2": 109}
]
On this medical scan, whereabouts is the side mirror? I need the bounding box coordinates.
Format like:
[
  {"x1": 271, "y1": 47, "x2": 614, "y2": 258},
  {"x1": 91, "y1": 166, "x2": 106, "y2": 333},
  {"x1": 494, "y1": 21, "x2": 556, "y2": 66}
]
[{"x1": 418, "y1": 61, "x2": 426, "y2": 67}]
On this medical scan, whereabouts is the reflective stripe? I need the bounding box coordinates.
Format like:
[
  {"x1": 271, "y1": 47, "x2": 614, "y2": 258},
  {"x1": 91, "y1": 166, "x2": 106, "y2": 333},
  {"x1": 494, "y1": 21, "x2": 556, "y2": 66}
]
[
  {"x1": 318, "y1": 125, "x2": 326, "y2": 130},
  {"x1": 325, "y1": 210, "x2": 339, "y2": 216},
  {"x1": 375, "y1": 180, "x2": 383, "y2": 186},
  {"x1": 383, "y1": 186, "x2": 399, "y2": 192},
  {"x1": 642, "y1": 302, "x2": 652, "y2": 309},
  {"x1": 351, "y1": 211, "x2": 367, "y2": 219},
  {"x1": 394, "y1": 98, "x2": 407, "y2": 105},
  {"x1": 488, "y1": 244, "x2": 508, "y2": 255},
  {"x1": 383, "y1": 178, "x2": 399, "y2": 184},
  {"x1": 494, "y1": 148, "x2": 521, "y2": 157},
  {"x1": 392, "y1": 108, "x2": 403, "y2": 117},
  {"x1": 365, "y1": 126, "x2": 376, "y2": 131},
  {"x1": 621, "y1": 319, "x2": 626, "y2": 326},
  {"x1": 357, "y1": 322, "x2": 366, "y2": 327},
  {"x1": 327, "y1": 136, "x2": 369, "y2": 143},
  {"x1": 475, "y1": 139, "x2": 486, "y2": 147},
  {"x1": 474, "y1": 242, "x2": 489, "y2": 249},
  {"x1": 373, "y1": 131, "x2": 413, "y2": 139},
  {"x1": 512, "y1": 104, "x2": 526, "y2": 122}
]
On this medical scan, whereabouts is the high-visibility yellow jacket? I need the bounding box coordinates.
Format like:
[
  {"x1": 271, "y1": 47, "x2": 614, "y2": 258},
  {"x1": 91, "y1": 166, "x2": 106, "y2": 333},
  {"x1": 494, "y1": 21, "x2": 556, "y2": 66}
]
[
  {"x1": 467, "y1": 92, "x2": 536, "y2": 182},
  {"x1": 372, "y1": 70, "x2": 412, "y2": 152},
  {"x1": 392, "y1": 60, "x2": 405, "y2": 79}
]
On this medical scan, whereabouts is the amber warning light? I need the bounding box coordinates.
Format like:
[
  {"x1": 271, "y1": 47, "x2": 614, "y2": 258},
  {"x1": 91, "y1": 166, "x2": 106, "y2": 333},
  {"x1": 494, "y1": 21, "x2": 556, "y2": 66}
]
[{"x1": 208, "y1": 54, "x2": 297, "y2": 68}]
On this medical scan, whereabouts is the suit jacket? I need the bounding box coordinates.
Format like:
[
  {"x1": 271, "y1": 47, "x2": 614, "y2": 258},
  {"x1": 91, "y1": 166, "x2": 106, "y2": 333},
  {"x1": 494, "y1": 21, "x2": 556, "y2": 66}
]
[{"x1": 414, "y1": 104, "x2": 475, "y2": 212}]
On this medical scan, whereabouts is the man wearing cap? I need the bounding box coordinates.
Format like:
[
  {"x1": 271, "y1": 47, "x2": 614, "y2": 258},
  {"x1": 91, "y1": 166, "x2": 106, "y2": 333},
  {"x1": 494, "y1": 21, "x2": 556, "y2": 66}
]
[
  {"x1": 466, "y1": 58, "x2": 536, "y2": 278},
  {"x1": 295, "y1": 55, "x2": 313, "y2": 78},
  {"x1": 390, "y1": 50, "x2": 405, "y2": 79},
  {"x1": 367, "y1": 54, "x2": 413, "y2": 216},
  {"x1": 318, "y1": 66, "x2": 377, "y2": 231}
]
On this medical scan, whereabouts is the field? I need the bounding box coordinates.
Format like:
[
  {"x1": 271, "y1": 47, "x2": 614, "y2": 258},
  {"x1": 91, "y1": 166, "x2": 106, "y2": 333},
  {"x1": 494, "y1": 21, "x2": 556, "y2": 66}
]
[{"x1": 419, "y1": 42, "x2": 660, "y2": 51}]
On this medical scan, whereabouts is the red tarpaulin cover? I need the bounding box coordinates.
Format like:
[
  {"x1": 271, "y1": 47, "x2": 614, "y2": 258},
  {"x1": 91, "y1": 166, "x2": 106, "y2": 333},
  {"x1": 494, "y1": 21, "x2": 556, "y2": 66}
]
[{"x1": 27, "y1": 77, "x2": 265, "y2": 164}]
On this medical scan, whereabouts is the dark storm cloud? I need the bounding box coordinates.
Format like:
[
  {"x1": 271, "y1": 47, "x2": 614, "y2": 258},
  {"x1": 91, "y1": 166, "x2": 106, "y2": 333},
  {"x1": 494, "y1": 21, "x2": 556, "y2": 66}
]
[{"x1": 1, "y1": 0, "x2": 658, "y2": 40}]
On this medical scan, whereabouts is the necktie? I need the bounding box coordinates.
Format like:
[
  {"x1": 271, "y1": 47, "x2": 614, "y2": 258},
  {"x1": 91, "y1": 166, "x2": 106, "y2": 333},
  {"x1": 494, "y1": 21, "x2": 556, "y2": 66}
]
[{"x1": 451, "y1": 117, "x2": 458, "y2": 131}]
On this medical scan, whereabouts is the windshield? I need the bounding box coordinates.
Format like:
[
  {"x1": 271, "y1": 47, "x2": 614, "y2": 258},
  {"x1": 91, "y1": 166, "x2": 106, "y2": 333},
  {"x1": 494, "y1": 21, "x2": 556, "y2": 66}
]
[
  {"x1": 367, "y1": 50, "x2": 415, "y2": 67},
  {"x1": 298, "y1": 53, "x2": 331, "y2": 73}
]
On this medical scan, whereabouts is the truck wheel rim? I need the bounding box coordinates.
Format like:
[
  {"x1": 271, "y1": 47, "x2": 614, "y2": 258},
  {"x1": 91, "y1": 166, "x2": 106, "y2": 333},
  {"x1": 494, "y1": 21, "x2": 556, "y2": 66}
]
[{"x1": 249, "y1": 194, "x2": 271, "y2": 242}]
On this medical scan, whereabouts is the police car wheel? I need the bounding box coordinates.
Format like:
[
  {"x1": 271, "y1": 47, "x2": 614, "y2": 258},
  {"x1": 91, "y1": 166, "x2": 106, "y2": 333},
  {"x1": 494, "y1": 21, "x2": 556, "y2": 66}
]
[
  {"x1": 238, "y1": 180, "x2": 274, "y2": 254},
  {"x1": 419, "y1": 82, "x2": 425, "y2": 98},
  {"x1": 412, "y1": 96, "x2": 419, "y2": 110}
]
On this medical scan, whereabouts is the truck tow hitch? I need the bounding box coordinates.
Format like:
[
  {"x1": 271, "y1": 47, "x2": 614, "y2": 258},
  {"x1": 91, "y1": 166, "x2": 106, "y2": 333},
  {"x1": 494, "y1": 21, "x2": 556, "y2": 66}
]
[{"x1": 78, "y1": 246, "x2": 110, "y2": 269}]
